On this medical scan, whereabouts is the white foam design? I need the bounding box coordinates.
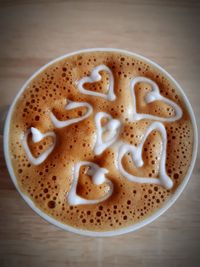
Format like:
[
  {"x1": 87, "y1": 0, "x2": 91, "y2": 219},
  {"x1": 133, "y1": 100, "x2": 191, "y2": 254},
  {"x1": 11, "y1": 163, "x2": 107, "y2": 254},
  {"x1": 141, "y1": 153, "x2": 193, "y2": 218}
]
[
  {"x1": 117, "y1": 122, "x2": 173, "y2": 189},
  {"x1": 22, "y1": 127, "x2": 56, "y2": 165},
  {"x1": 129, "y1": 77, "x2": 182, "y2": 122},
  {"x1": 50, "y1": 100, "x2": 93, "y2": 128},
  {"x1": 94, "y1": 112, "x2": 121, "y2": 155},
  {"x1": 67, "y1": 161, "x2": 113, "y2": 205},
  {"x1": 76, "y1": 64, "x2": 116, "y2": 101}
]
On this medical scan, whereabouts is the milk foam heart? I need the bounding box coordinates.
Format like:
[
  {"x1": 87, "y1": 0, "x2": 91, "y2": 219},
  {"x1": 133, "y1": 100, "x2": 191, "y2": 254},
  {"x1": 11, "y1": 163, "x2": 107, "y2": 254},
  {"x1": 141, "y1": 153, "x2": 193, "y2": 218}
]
[
  {"x1": 117, "y1": 121, "x2": 173, "y2": 189},
  {"x1": 50, "y1": 100, "x2": 93, "y2": 128},
  {"x1": 67, "y1": 161, "x2": 113, "y2": 205},
  {"x1": 22, "y1": 127, "x2": 56, "y2": 165},
  {"x1": 94, "y1": 112, "x2": 121, "y2": 155},
  {"x1": 76, "y1": 64, "x2": 116, "y2": 101},
  {"x1": 129, "y1": 77, "x2": 183, "y2": 122}
]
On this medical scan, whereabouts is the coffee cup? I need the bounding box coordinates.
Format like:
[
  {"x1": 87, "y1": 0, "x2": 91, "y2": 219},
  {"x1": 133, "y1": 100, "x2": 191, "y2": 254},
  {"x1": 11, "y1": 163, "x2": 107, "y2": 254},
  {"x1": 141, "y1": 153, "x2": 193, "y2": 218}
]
[{"x1": 4, "y1": 48, "x2": 198, "y2": 236}]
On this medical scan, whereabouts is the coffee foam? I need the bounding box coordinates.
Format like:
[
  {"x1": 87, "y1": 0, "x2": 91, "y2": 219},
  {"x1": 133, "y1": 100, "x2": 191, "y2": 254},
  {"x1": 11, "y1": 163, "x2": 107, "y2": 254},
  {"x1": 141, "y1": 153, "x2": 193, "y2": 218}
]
[{"x1": 9, "y1": 51, "x2": 193, "y2": 231}]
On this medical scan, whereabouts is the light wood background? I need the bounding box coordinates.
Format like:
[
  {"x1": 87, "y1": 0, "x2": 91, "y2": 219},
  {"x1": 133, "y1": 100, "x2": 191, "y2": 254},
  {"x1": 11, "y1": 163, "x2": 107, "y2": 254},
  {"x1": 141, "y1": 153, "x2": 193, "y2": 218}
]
[{"x1": 0, "y1": 0, "x2": 200, "y2": 266}]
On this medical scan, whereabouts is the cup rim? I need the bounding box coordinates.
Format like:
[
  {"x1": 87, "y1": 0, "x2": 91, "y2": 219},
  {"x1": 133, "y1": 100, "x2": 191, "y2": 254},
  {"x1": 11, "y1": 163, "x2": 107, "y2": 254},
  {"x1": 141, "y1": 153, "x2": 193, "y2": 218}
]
[{"x1": 3, "y1": 48, "x2": 198, "y2": 237}]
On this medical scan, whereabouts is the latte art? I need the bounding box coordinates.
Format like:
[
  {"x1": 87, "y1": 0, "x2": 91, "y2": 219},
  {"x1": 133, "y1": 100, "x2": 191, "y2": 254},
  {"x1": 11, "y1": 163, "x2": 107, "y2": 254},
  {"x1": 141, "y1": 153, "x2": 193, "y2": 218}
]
[
  {"x1": 129, "y1": 77, "x2": 183, "y2": 122},
  {"x1": 50, "y1": 100, "x2": 93, "y2": 128},
  {"x1": 67, "y1": 161, "x2": 113, "y2": 205},
  {"x1": 8, "y1": 50, "x2": 194, "y2": 232},
  {"x1": 22, "y1": 127, "x2": 56, "y2": 165},
  {"x1": 76, "y1": 64, "x2": 116, "y2": 101},
  {"x1": 94, "y1": 112, "x2": 121, "y2": 155},
  {"x1": 117, "y1": 122, "x2": 173, "y2": 190}
]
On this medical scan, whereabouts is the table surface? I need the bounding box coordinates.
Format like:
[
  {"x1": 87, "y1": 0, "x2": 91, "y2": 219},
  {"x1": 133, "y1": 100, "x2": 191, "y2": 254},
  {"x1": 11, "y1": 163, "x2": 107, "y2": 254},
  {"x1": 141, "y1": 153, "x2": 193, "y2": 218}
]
[{"x1": 0, "y1": 0, "x2": 200, "y2": 266}]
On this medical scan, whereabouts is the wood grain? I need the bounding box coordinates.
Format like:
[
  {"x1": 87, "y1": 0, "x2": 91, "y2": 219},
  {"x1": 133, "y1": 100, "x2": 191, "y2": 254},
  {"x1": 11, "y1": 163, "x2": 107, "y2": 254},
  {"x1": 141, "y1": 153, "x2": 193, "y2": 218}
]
[{"x1": 0, "y1": 1, "x2": 200, "y2": 266}]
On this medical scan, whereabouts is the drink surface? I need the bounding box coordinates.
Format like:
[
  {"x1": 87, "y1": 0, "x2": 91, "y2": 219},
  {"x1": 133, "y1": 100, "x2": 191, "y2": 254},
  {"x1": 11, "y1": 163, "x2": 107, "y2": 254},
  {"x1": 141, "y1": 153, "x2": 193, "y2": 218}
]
[{"x1": 9, "y1": 51, "x2": 193, "y2": 231}]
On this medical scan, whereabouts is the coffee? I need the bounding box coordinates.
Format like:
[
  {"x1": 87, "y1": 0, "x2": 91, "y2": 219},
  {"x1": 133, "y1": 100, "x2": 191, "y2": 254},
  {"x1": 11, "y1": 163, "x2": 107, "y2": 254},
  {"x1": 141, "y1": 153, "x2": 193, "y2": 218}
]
[{"x1": 8, "y1": 50, "x2": 194, "y2": 232}]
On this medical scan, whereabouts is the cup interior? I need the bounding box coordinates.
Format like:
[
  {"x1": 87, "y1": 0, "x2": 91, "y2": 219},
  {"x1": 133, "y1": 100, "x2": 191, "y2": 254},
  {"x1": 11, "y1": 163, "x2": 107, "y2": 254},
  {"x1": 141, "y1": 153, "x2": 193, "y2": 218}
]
[{"x1": 3, "y1": 48, "x2": 198, "y2": 237}]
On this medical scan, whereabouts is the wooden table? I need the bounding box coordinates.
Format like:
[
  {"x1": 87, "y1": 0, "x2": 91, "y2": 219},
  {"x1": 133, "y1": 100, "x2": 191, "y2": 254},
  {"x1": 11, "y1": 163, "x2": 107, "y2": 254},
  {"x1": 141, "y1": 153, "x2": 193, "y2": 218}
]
[{"x1": 0, "y1": 1, "x2": 200, "y2": 266}]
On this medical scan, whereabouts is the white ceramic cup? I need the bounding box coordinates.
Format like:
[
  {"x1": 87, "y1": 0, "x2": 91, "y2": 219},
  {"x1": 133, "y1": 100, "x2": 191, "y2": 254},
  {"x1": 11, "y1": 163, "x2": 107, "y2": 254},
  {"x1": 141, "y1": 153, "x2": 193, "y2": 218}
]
[{"x1": 3, "y1": 48, "x2": 198, "y2": 237}]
